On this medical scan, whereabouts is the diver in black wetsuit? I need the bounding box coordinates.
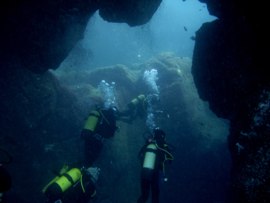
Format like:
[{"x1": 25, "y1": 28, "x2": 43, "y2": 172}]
[
  {"x1": 137, "y1": 128, "x2": 174, "y2": 203},
  {"x1": 81, "y1": 106, "x2": 119, "y2": 167}
]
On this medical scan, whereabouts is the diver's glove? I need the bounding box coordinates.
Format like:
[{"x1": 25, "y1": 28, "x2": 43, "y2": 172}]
[{"x1": 86, "y1": 167, "x2": 101, "y2": 184}]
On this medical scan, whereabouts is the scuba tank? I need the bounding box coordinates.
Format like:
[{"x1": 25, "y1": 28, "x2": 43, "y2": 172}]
[
  {"x1": 142, "y1": 143, "x2": 157, "y2": 170},
  {"x1": 44, "y1": 168, "x2": 82, "y2": 200},
  {"x1": 83, "y1": 110, "x2": 100, "y2": 132},
  {"x1": 54, "y1": 168, "x2": 81, "y2": 192},
  {"x1": 130, "y1": 94, "x2": 145, "y2": 107},
  {"x1": 43, "y1": 166, "x2": 100, "y2": 202}
]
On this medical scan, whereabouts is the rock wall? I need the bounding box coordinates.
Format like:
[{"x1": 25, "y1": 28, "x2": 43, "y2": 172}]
[
  {"x1": 193, "y1": 1, "x2": 269, "y2": 202},
  {"x1": 1, "y1": 0, "x2": 161, "y2": 73},
  {"x1": 0, "y1": 69, "x2": 84, "y2": 202}
]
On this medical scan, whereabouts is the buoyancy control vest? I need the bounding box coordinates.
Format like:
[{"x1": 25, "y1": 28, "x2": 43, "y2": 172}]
[{"x1": 95, "y1": 108, "x2": 117, "y2": 138}]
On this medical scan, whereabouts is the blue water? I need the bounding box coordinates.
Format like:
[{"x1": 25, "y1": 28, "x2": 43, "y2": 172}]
[{"x1": 60, "y1": 0, "x2": 216, "y2": 70}]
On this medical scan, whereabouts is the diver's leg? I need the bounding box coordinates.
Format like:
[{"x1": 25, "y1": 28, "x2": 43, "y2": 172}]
[
  {"x1": 84, "y1": 136, "x2": 103, "y2": 167},
  {"x1": 151, "y1": 176, "x2": 160, "y2": 203},
  {"x1": 137, "y1": 178, "x2": 150, "y2": 203}
]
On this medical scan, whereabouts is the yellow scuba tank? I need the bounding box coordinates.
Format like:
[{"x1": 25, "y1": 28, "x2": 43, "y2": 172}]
[
  {"x1": 131, "y1": 94, "x2": 145, "y2": 106},
  {"x1": 42, "y1": 165, "x2": 69, "y2": 193},
  {"x1": 84, "y1": 110, "x2": 100, "y2": 131},
  {"x1": 44, "y1": 168, "x2": 86, "y2": 200},
  {"x1": 54, "y1": 168, "x2": 82, "y2": 192},
  {"x1": 138, "y1": 94, "x2": 145, "y2": 101},
  {"x1": 131, "y1": 97, "x2": 139, "y2": 106},
  {"x1": 143, "y1": 143, "x2": 157, "y2": 170}
]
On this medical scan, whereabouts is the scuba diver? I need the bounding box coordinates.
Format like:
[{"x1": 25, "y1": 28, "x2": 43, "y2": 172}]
[
  {"x1": 0, "y1": 148, "x2": 12, "y2": 203},
  {"x1": 137, "y1": 128, "x2": 174, "y2": 203},
  {"x1": 43, "y1": 165, "x2": 100, "y2": 203},
  {"x1": 119, "y1": 94, "x2": 159, "y2": 124},
  {"x1": 119, "y1": 94, "x2": 147, "y2": 123},
  {"x1": 81, "y1": 106, "x2": 119, "y2": 167}
]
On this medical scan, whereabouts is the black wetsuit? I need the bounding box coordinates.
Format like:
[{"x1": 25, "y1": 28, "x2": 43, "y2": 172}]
[{"x1": 137, "y1": 142, "x2": 170, "y2": 203}]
